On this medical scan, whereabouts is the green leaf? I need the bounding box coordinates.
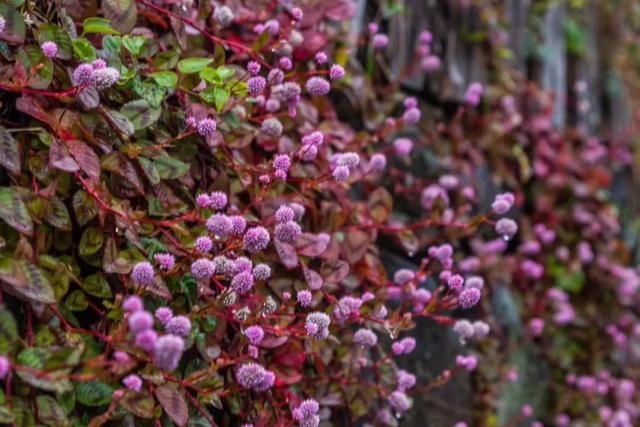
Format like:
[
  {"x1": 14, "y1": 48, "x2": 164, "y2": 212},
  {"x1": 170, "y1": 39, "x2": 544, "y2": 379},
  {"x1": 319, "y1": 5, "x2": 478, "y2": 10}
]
[
  {"x1": 72, "y1": 191, "x2": 98, "y2": 226},
  {"x1": 35, "y1": 24, "x2": 73, "y2": 60},
  {"x1": 153, "y1": 156, "x2": 189, "y2": 180},
  {"x1": 17, "y1": 46, "x2": 53, "y2": 89},
  {"x1": 72, "y1": 38, "x2": 97, "y2": 62},
  {"x1": 102, "y1": 35, "x2": 122, "y2": 54},
  {"x1": 0, "y1": 258, "x2": 56, "y2": 304},
  {"x1": 177, "y1": 57, "x2": 213, "y2": 74},
  {"x1": 121, "y1": 99, "x2": 162, "y2": 130},
  {"x1": 75, "y1": 381, "x2": 114, "y2": 406},
  {"x1": 0, "y1": 126, "x2": 21, "y2": 174},
  {"x1": 120, "y1": 391, "x2": 155, "y2": 418},
  {"x1": 103, "y1": 0, "x2": 137, "y2": 34},
  {"x1": 122, "y1": 35, "x2": 145, "y2": 56},
  {"x1": 79, "y1": 227, "x2": 104, "y2": 256},
  {"x1": 82, "y1": 274, "x2": 112, "y2": 298},
  {"x1": 36, "y1": 395, "x2": 68, "y2": 426},
  {"x1": 230, "y1": 81, "x2": 248, "y2": 97},
  {"x1": 83, "y1": 17, "x2": 119, "y2": 35},
  {"x1": 155, "y1": 385, "x2": 188, "y2": 427},
  {"x1": 0, "y1": 187, "x2": 33, "y2": 235},
  {"x1": 65, "y1": 290, "x2": 88, "y2": 311},
  {"x1": 0, "y1": 405, "x2": 14, "y2": 424},
  {"x1": 16, "y1": 347, "x2": 73, "y2": 394},
  {"x1": 138, "y1": 157, "x2": 160, "y2": 184},
  {"x1": 199, "y1": 67, "x2": 222, "y2": 84},
  {"x1": 0, "y1": 3, "x2": 26, "y2": 45},
  {"x1": 132, "y1": 77, "x2": 166, "y2": 108},
  {"x1": 45, "y1": 197, "x2": 72, "y2": 231},
  {"x1": 150, "y1": 71, "x2": 178, "y2": 88},
  {"x1": 213, "y1": 87, "x2": 230, "y2": 111},
  {"x1": 217, "y1": 66, "x2": 235, "y2": 80},
  {"x1": 0, "y1": 306, "x2": 17, "y2": 354}
]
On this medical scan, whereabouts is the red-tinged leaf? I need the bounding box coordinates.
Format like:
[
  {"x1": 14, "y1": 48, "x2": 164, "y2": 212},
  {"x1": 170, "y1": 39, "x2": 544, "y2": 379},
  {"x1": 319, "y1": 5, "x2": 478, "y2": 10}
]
[
  {"x1": 296, "y1": 232, "x2": 330, "y2": 257},
  {"x1": 368, "y1": 187, "x2": 393, "y2": 223},
  {"x1": 301, "y1": 263, "x2": 323, "y2": 290},
  {"x1": 259, "y1": 335, "x2": 288, "y2": 349},
  {"x1": 119, "y1": 390, "x2": 155, "y2": 418},
  {"x1": 101, "y1": 152, "x2": 144, "y2": 194},
  {"x1": 321, "y1": 260, "x2": 350, "y2": 284},
  {"x1": 0, "y1": 3, "x2": 26, "y2": 45},
  {"x1": 16, "y1": 96, "x2": 56, "y2": 128},
  {"x1": 154, "y1": 385, "x2": 188, "y2": 427},
  {"x1": 343, "y1": 230, "x2": 370, "y2": 263},
  {"x1": 49, "y1": 139, "x2": 79, "y2": 172},
  {"x1": 272, "y1": 365, "x2": 303, "y2": 386},
  {"x1": 67, "y1": 140, "x2": 100, "y2": 180},
  {"x1": 397, "y1": 229, "x2": 418, "y2": 256},
  {"x1": 0, "y1": 126, "x2": 21, "y2": 174},
  {"x1": 275, "y1": 239, "x2": 298, "y2": 270}
]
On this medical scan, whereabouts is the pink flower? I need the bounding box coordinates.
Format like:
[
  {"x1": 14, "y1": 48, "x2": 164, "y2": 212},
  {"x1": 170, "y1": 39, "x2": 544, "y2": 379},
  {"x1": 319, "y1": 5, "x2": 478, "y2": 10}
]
[
  {"x1": 236, "y1": 362, "x2": 275, "y2": 392},
  {"x1": 354, "y1": 328, "x2": 378, "y2": 348},
  {"x1": 41, "y1": 41, "x2": 58, "y2": 58},
  {"x1": 153, "y1": 334, "x2": 185, "y2": 371},
  {"x1": 372, "y1": 34, "x2": 389, "y2": 49},
  {"x1": 243, "y1": 226, "x2": 271, "y2": 253},
  {"x1": 393, "y1": 138, "x2": 413, "y2": 156},
  {"x1": 131, "y1": 262, "x2": 155, "y2": 286},
  {"x1": 0, "y1": 356, "x2": 10, "y2": 379},
  {"x1": 243, "y1": 325, "x2": 265, "y2": 345},
  {"x1": 123, "y1": 295, "x2": 143, "y2": 313},
  {"x1": 305, "y1": 77, "x2": 331, "y2": 96},
  {"x1": 329, "y1": 64, "x2": 346, "y2": 81},
  {"x1": 123, "y1": 374, "x2": 142, "y2": 392}
]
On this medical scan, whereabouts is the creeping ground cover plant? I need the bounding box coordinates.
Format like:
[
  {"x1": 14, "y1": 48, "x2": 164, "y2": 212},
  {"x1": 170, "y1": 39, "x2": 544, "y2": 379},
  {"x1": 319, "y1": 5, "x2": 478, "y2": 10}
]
[{"x1": 0, "y1": 0, "x2": 637, "y2": 426}]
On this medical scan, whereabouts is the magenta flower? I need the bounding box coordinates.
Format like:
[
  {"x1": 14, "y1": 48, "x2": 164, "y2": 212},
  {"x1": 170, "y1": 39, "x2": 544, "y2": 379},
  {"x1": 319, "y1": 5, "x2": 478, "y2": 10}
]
[
  {"x1": 40, "y1": 41, "x2": 58, "y2": 58},
  {"x1": 261, "y1": 118, "x2": 283, "y2": 138},
  {"x1": 153, "y1": 334, "x2": 185, "y2": 371},
  {"x1": 165, "y1": 315, "x2": 191, "y2": 337},
  {"x1": 402, "y1": 107, "x2": 421, "y2": 124},
  {"x1": 354, "y1": 328, "x2": 378, "y2": 348},
  {"x1": 252, "y1": 263, "x2": 271, "y2": 281},
  {"x1": 190, "y1": 258, "x2": 215, "y2": 281},
  {"x1": 208, "y1": 191, "x2": 228, "y2": 210},
  {"x1": 458, "y1": 288, "x2": 481, "y2": 309},
  {"x1": 491, "y1": 192, "x2": 515, "y2": 214},
  {"x1": 236, "y1": 362, "x2": 275, "y2": 392},
  {"x1": 389, "y1": 391, "x2": 411, "y2": 412},
  {"x1": 229, "y1": 215, "x2": 247, "y2": 236},
  {"x1": 154, "y1": 253, "x2": 176, "y2": 270},
  {"x1": 274, "y1": 221, "x2": 302, "y2": 243},
  {"x1": 247, "y1": 61, "x2": 261, "y2": 75},
  {"x1": 393, "y1": 138, "x2": 413, "y2": 157},
  {"x1": 243, "y1": 226, "x2": 271, "y2": 253},
  {"x1": 195, "y1": 236, "x2": 213, "y2": 253},
  {"x1": 72, "y1": 63, "x2": 94, "y2": 86},
  {"x1": 154, "y1": 307, "x2": 173, "y2": 325},
  {"x1": 372, "y1": 34, "x2": 389, "y2": 49},
  {"x1": 243, "y1": 325, "x2": 265, "y2": 345},
  {"x1": 297, "y1": 290, "x2": 313, "y2": 307},
  {"x1": 305, "y1": 77, "x2": 331, "y2": 96},
  {"x1": 305, "y1": 312, "x2": 331, "y2": 339},
  {"x1": 247, "y1": 76, "x2": 267, "y2": 96},
  {"x1": 231, "y1": 271, "x2": 255, "y2": 294},
  {"x1": 495, "y1": 218, "x2": 518, "y2": 239},
  {"x1": 197, "y1": 118, "x2": 217, "y2": 136},
  {"x1": 123, "y1": 295, "x2": 143, "y2": 313},
  {"x1": 122, "y1": 374, "x2": 142, "y2": 392},
  {"x1": 329, "y1": 64, "x2": 346, "y2": 81},
  {"x1": 91, "y1": 67, "x2": 120, "y2": 90},
  {"x1": 131, "y1": 261, "x2": 155, "y2": 286},
  {"x1": 0, "y1": 356, "x2": 10, "y2": 379},
  {"x1": 135, "y1": 330, "x2": 158, "y2": 351},
  {"x1": 128, "y1": 310, "x2": 153, "y2": 334},
  {"x1": 206, "y1": 213, "x2": 232, "y2": 237}
]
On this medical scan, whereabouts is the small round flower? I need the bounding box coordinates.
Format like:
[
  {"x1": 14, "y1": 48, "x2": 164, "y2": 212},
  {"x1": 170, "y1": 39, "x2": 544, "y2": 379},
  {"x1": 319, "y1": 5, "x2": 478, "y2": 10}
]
[
  {"x1": 243, "y1": 226, "x2": 271, "y2": 253},
  {"x1": 528, "y1": 318, "x2": 545, "y2": 337},
  {"x1": 0, "y1": 356, "x2": 10, "y2": 379},
  {"x1": 305, "y1": 77, "x2": 331, "y2": 96},
  {"x1": 72, "y1": 63, "x2": 94, "y2": 85},
  {"x1": 92, "y1": 67, "x2": 120, "y2": 90},
  {"x1": 261, "y1": 118, "x2": 283, "y2": 138},
  {"x1": 290, "y1": 202, "x2": 306, "y2": 220},
  {"x1": 154, "y1": 253, "x2": 176, "y2": 270},
  {"x1": 123, "y1": 374, "x2": 142, "y2": 392},
  {"x1": 212, "y1": 256, "x2": 234, "y2": 277},
  {"x1": 131, "y1": 261, "x2": 155, "y2": 286},
  {"x1": 329, "y1": 64, "x2": 346, "y2": 81},
  {"x1": 402, "y1": 107, "x2": 421, "y2": 124},
  {"x1": 273, "y1": 154, "x2": 291, "y2": 171},
  {"x1": 123, "y1": 295, "x2": 143, "y2": 313},
  {"x1": 421, "y1": 184, "x2": 449, "y2": 209},
  {"x1": 229, "y1": 215, "x2": 247, "y2": 236},
  {"x1": 368, "y1": 153, "x2": 387, "y2": 172},
  {"x1": 165, "y1": 315, "x2": 191, "y2": 337},
  {"x1": 236, "y1": 362, "x2": 275, "y2": 392},
  {"x1": 190, "y1": 258, "x2": 215, "y2": 281},
  {"x1": 265, "y1": 98, "x2": 281, "y2": 112},
  {"x1": 421, "y1": 55, "x2": 441, "y2": 72},
  {"x1": 297, "y1": 290, "x2": 313, "y2": 307},
  {"x1": 275, "y1": 205, "x2": 295, "y2": 223},
  {"x1": 252, "y1": 263, "x2": 271, "y2": 281},
  {"x1": 155, "y1": 307, "x2": 173, "y2": 325},
  {"x1": 153, "y1": 334, "x2": 185, "y2": 372},
  {"x1": 393, "y1": 269, "x2": 415, "y2": 285},
  {"x1": 372, "y1": 34, "x2": 389, "y2": 49},
  {"x1": 113, "y1": 351, "x2": 130, "y2": 364},
  {"x1": 389, "y1": 391, "x2": 411, "y2": 412},
  {"x1": 247, "y1": 76, "x2": 267, "y2": 96},
  {"x1": 128, "y1": 310, "x2": 153, "y2": 334},
  {"x1": 354, "y1": 328, "x2": 378, "y2": 348},
  {"x1": 0, "y1": 16, "x2": 6, "y2": 34},
  {"x1": 492, "y1": 192, "x2": 515, "y2": 214},
  {"x1": 448, "y1": 274, "x2": 465, "y2": 293},
  {"x1": 299, "y1": 145, "x2": 318, "y2": 162},
  {"x1": 195, "y1": 236, "x2": 213, "y2": 253},
  {"x1": 264, "y1": 19, "x2": 280, "y2": 36},
  {"x1": 135, "y1": 329, "x2": 158, "y2": 351},
  {"x1": 305, "y1": 312, "x2": 331, "y2": 339},
  {"x1": 206, "y1": 213, "x2": 232, "y2": 237},
  {"x1": 397, "y1": 370, "x2": 416, "y2": 391},
  {"x1": 495, "y1": 218, "x2": 518, "y2": 239},
  {"x1": 233, "y1": 257, "x2": 253, "y2": 274},
  {"x1": 243, "y1": 325, "x2": 265, "y2": 345},
  {"x1": 458, "y1": 288, "x2": 481, "y2": 309},
  {"x1": 275, "y1": 221, "x2": 302, "y2": 243},
  {"x1": 332, "y1": 165, "x2": 350, "y2": 182},
  {"x1": 231, "y1": 271, "x2": 255, "y2": 294},
  {"x1": 40, "y1": 41, "x2": 58, "y2": 58},
  {"x1": 91, "y1": 59, "x2": 106, "y2": 70},
  {"x1": 197, "y1": 118, "x2": 217, "y2": 137},
  {"x1": 337, "y1": 152, "x2": 360, "y2": 169},
  {"x1": 453, "y1": 320, "x2": 474, "y2": 342},
  {"x1": 404, "y1": 97, "x2": 418, "y2": 109},
  {"x1": 278, "y1": 57, "x2": 292, "y2": 70},
  {"x1": 315, "y1": 51, "x2": 328, "y2": 64},
  {"x1": 472, "y1": 321, "x2": 490, "y2": 338},
  {"x1": 268, "y1": 68, "x2": 284, "y2": 84},
  {"x1": 302, "y1": 131, "x2": 324, "y2": 146},
  {"x1": 208, "y1": 191, "x2": 228, "y2": 210},
  {"x1": 213, "y1": 5, "x2": 234, "y2": 27},
  {"x1": 196, "y1": 194, "x2": 211, "y2": 208},
  {"x1": 393, "y1": 138, "x2": 413, "y2": 156},
  {"x1": 292, "y1": 7, "x2": 304, "y2": 21},
  {"x1": 247, "y1": 61, "x2": 261, "y2": 76}
]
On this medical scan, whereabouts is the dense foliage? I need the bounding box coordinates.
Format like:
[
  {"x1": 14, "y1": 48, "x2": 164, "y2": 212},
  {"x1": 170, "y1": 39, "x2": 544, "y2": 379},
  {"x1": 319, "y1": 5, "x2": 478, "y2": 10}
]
[{"x1": 0, "y1": 0, "x2": 636, "y2": 426}]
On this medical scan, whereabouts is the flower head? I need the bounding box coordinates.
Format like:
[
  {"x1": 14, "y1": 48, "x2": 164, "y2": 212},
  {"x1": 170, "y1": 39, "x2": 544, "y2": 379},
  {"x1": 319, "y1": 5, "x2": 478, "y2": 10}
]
[
  {"x1": 41, "y1": 41, "x2": 58, "y2": 58},
  {"x1": 131, "y1": 261, "x2": 155, "y2": 286},
  {"x1": 154, "y1": 307, "x2": 173, "y2": 325},
  {"x1": 372, "y1": 34, "x2": 389, "y2": 48},
  {"x1": 248, "y1": 76, "x2": 267, "y2": 96},
  {"x1": 166, "y1": 315, "x2": 191, "y2": 337},
  {"x1": 243, "y1": 325, "x2": 265, "y2": 345},
  {"x1": 72, "y1": 63, "x2": 94, "y2": 85},
  {"x1": 213, "y1": 6, "x2": 234, "y2": 27},
  {"x1": 153, "y1": 334, "x2": 185, "y2": 371},
  {"x1": 354, "y1": 328, "x2": 378, "y2": 348},
  {"x1": 397, "y1": 370, "x2": 416, "y2": 390},
  {"x1": 236, "y1": 362, "x2": 275, "y2": 392},
  {"x1": 275, "y1": 221, "x2": 302, "y2": 243},
  {"x1": 208, "y1": 191, "x2": 228, "y2": 210},
  {"x1": 206, "y1": 213, "x2": 232, "y2": 237},
  {"x1": 195, "y1": 236, "x2": 213, "y2": 253},
  {"x1": 393, "y1": 138, "x2": 413, "y2": 156},
  {"x1": 492, "y1": 192, "x2": 515, "y2": 215},
  {"x1": 190, "y1": 258, "x2": 215, "y2": 281},
  {"x1": 368, "y1": 153, "x2": 387, "y2": 172},
  {"x1": 495, "y1": 218, "x2": 518, "y2": 239},
  {"x1": 123, "y1": 374, "x2": 142, "y2": 392},
  {"x1": 229, "y1": 215, "x2": 247, "y2": 236},
  {"x1": 128, "y1": 310, "x2": 153, "y2": 334},
  {"x1": 135, "y1": 330, "x2": 158, "y2": 351},
  {"x1": 253, "y1": 263, "x2": 271, "y2": 280},
  {"x1": 297, "y1": 290, "x2": 313, "y2": 307},
  {"x1": 197, "y1": 118, "x2": 217, "y2": 136},
  {"x1": 91, "y1": 67, "x2": 120, "y2": 90},
  {"x1": 329, "y1": 64, "x2": 346, "y2": 81},
  {"x1": 123, "y1": 295, "x2": 143, "y2": 313},
  {"x1": 261, "y1": 118, "x2": 283, "y2": 138},
  {"x1": 0, "y1": 356, "x2": 10, "y2": 379},
  {"x1": 402, "y1": 107, "x2": 421, "y2": 124},
  {"x1": 231, "y1": 271, "x2": 255, "y2": 294},
  {"x1": 243, "y1": 226, "x2": 271, "y2": 253},
  {"x1": 154, "y1": 253, "x2": 176, "y2": 270},
  {"x1": 305, "y1": 77, "x2": 331, "y2": 96},
  {"x1": 305, "y1": 312, "x2": 331, "y2": 339},
  {"x1": 459, "y1": 288, "x2": 481, "y2": 309},
  {"x1": 389, "y1": 391, "x2": 411, "y2": 412}
]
